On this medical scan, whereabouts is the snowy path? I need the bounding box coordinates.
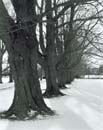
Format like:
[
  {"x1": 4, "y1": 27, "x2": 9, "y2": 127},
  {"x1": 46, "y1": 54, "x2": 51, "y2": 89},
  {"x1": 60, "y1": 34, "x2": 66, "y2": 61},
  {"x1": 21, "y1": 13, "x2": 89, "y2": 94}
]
[{"x1": 0, "y1": 79, "x2": 103, "y2": 130}]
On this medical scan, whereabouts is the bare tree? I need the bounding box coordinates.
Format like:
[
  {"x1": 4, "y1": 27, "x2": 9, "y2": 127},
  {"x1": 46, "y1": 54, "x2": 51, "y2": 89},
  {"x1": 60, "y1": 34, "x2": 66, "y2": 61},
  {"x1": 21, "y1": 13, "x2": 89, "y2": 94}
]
[{"x1": 0, "y1": 0, "x2": 53, "y2": 120}]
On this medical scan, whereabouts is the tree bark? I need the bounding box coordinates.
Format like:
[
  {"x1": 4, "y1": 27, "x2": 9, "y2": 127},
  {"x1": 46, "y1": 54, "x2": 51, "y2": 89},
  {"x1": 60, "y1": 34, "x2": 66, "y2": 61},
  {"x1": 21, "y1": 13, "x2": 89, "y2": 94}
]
[
  {"x1": 0, "y1": 0, "x2": 53, "y2": 120},
  {"x1": 42, "y1": 0, "x2": 64, "y2": 98},
  {"x1": 57, "y1": 70, "x2": 67, "y2": 89},
  {"x1": 43, "y1": 57, "x2": 64, "y2": 98},
  {"x1": 3, "y1": 25, "x2": 53, "y2": 120}
]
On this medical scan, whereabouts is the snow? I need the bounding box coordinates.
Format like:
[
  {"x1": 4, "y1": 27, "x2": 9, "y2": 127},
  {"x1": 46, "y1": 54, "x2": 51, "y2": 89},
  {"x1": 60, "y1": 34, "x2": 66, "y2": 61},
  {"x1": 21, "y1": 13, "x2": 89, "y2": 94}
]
[
  {"x1": 82, "y1": 75, "x2": 103, "y2": 79},
  {"x1": 2, "y1": 76, "x2": 9, "y2": 84},
  {"x1": 0, "y1": 79, "x2": 103, "y2": 130}
]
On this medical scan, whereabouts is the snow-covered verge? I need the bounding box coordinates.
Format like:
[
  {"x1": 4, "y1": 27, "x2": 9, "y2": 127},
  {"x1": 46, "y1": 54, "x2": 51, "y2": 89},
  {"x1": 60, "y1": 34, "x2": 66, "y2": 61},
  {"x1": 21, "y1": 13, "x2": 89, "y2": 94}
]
[
  {"x1": 0, "y1": 79, "x2": 103, "y2": 130},
  {"x1": 81, "y1": 75, "x2": 103, "y2": 79}
]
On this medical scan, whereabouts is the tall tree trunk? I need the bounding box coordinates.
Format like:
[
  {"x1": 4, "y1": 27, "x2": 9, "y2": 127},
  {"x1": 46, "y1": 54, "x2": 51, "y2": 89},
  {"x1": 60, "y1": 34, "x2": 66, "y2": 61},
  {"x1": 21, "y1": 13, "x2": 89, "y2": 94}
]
[
  {"x1": 3, "y1": 25, "x2": 53, "y2": 120},
  {"x1": 0, "y1": 0, "x2": 53, "y2": 120},
  {"x1": 53, "y1": 0, "x2": 66, "y2": 89},
  {"x1": 43, "y1": 55, "x2": 64, "y2": 98},
  {"x1": 57, "y1": 70, "x2": 67, "y2": 89},
  {"x1": 43, "y1": 0, "x2": 64, "y2": 98}
]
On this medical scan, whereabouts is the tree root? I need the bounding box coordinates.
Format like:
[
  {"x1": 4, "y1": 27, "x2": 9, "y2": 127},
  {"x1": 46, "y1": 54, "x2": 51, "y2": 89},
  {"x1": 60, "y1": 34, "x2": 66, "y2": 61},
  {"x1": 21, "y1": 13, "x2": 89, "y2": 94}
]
[
  {"x1": 43, "y1": 90, "x2": 65, "y2": 98},
  {"x1": 58, "y1": 84, "x2": 68, "y2": 89},
  {"x1": 0, "y1": 108, "x2": 55, "y2": 120}
]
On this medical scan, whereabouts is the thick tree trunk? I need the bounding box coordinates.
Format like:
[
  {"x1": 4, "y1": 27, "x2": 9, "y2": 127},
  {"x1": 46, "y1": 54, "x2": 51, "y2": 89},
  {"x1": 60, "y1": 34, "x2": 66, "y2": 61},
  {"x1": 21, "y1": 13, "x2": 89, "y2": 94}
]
[
  {"x1": 57, "y1": 70, "x2": 67, "y2": 89},
  {"x1": 43, "y1": 0, "x2": 64, "y2": 98},
  {"x1": 3, "y1": 30, "x2": 53, "y2": 120},
  {"x1": 43, "y1": 52, "x2": 64, "y2": 98},
  {"x1": 0, "y1": 0, "x2": 53, "y2": 120},
  {"x1": 66, "y1": 71, "x2": 74, "y2": 84}
]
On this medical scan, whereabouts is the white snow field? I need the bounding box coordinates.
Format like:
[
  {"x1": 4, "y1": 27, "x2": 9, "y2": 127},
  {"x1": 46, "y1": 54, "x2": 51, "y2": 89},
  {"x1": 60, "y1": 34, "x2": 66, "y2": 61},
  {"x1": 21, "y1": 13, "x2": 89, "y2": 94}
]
[{"x1": 0, "y1": 79, "x2": 103, "y2": 130}]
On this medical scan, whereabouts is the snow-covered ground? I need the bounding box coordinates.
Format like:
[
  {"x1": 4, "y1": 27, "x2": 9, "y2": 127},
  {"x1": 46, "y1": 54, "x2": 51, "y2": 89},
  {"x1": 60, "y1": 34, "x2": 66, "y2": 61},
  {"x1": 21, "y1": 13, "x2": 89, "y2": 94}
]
[
  {"x1": 82, "y1": 75, "x2": 103, "y2": 79},
  {"x1": 0, "y1": 79, "x2": 103, "y2": 130}
]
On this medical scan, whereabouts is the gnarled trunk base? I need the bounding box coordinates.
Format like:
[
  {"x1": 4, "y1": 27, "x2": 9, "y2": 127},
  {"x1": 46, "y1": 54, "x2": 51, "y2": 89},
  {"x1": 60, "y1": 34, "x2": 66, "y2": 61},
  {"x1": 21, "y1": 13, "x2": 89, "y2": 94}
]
[
  {"x1": 44, "y1": 62, "x2": 64, "y2": 98},
  {"x1": 43, "y1": 88, "x2": 64, "y2": 98},
  {"x1": 0, "y1": 46, "x2": 54, "y2": 120},
  {"x1": 58, "y1": 83, "x2": 67, "y2": 89},
  {"x1": 0, "y1": 64, "x2": 54, "y2": 120}
]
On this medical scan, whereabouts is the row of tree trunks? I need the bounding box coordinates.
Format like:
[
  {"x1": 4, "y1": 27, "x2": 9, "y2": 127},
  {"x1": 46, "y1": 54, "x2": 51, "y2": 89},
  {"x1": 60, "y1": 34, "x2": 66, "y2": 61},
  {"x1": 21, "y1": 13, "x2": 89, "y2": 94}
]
[{"x1": 55, "y1": 4, "x2": 76, "y2": 86}]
